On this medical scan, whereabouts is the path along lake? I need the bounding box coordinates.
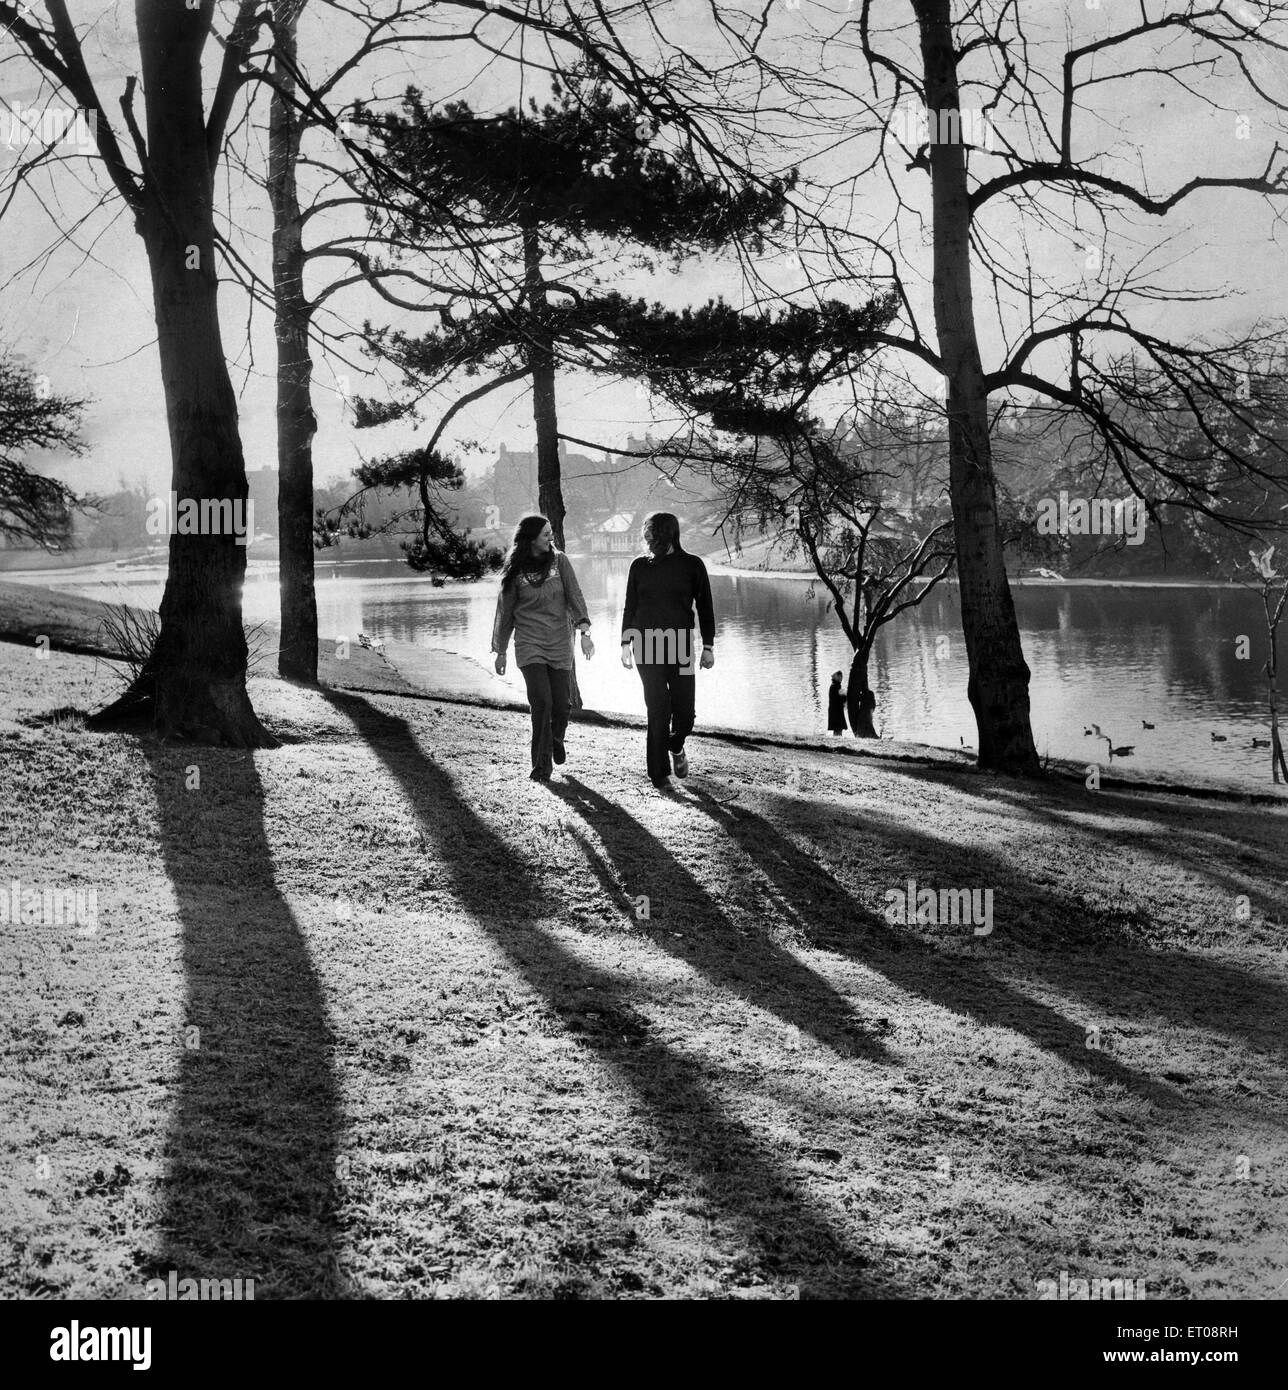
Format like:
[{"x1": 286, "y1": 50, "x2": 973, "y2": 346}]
[{"x1": 24, "y1": 554, "x2": 1281, "y2": 787}]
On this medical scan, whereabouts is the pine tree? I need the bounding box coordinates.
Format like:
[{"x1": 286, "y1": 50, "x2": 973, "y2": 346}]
[{"x1": 351, "y1": 80, "x2": 793, "y2": 548}]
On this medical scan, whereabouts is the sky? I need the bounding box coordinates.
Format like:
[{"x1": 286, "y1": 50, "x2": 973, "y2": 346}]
[{"x1": 2, "y1": 0, "x2": 1287, "y2": 503}]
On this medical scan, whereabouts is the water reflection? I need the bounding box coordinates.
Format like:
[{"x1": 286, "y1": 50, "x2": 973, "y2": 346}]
[{"x1": 45, "y1": 558, "x2": 1279, "y2": 783}]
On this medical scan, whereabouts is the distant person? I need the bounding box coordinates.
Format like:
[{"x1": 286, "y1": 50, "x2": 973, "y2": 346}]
[
  {"x1": 620, "y1": 512, "x2": 715, "y2": 789},
  {"x1": 828, "y1": 671, "x2": 848, "y2": 735},
  {"x1": 492, "y1": 514, "x2": 594, "y2": 782}
]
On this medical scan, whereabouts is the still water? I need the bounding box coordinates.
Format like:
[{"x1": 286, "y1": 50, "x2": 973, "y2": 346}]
[{"x1": 39, "y1": 556, "x2": 1280, "y2": 784}]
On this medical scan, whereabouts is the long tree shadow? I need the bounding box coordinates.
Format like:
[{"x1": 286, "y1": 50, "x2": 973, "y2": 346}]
[
  {"x1": 905, "y1": 767, "x2": 1288, "y2": 928},
  {"x1": 803, "y1": 779, "x2": 1288, "y2": 1063},
  {"x1": 682, "y1": 786, "x2": 1185, "y2": 1107},
  {"x1": 550, "y1": 775, "x2": 890, "y2": 1060},
  {"x1": 140, "y1": 740, "x2": 346, "y2": 1298},
  {"x1": 841, "y1": 756, "x2": 1287, "y2": 924},
  {"x1": 322, "y1": 689, "x2": 902, "y2": 1297}
]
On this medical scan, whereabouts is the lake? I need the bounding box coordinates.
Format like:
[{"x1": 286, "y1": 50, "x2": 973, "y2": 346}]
[{"x1": 28, "y1": 555, "x2": 1282, "y2": 785}]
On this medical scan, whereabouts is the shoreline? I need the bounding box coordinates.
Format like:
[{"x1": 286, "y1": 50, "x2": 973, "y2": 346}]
[
  {"x1": 0, "y1": 551, "x2": 1252, "y2": 590},
  {"x1": 373, "y1": 639, "x2": 1286, "y2": 805},
  {"x1": 698, "y1": 558, "x2": 1242, "y2": 588},
  {"x1": 2, "y1": 576, "x2": 1280, "y2": 801}
]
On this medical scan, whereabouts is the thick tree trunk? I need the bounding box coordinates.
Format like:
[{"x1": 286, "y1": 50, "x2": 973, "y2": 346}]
[
  {"x1": 915, "y1": 0, "x2": 1039, "y2": 774},
  {"x1": 88, "y1": 3, "x2": 273, "y2": 746},
  {"x1": 268, "y1": 1, "x2": 319, "y2": 683},
  {"x1": 522, "y1": 224, "x2": 582, "y2": 709},
  {"x1": 845, "y1": 645, "x2": 879, "y2": 738}
]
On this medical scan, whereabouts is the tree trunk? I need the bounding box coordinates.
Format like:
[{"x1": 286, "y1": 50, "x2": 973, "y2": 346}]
[
  {"x1": 914, "y1": 0, "x2": 1039, "y2": 774},
  {"x1": 87, "y1": 2, "x2": 273, "y2": 747},
  {"x1": 1267, "y1": 595, "x2": 1287, "y2": 784},
  {"x1": 522, "y1": 225, "x2": 567, "y2": 546},
  {"x1": 845, "y1": 644, "x2": 879, "y2": 738},
  {"x1": 268, "y1": 0, "x2": 319, "y2": 683},
  {"x1": 522, "y1": 223, "x2": 582, "y2": 709}
]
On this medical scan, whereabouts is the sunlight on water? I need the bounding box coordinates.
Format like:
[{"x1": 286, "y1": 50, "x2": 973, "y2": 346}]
[{"x1": 41, "y1": 557, "x2": 1279, "y2": 784}]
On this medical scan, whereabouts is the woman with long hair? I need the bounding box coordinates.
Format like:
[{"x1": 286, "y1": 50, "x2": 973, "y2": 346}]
[
  {"x1": 620, "y1": 511, "x2": 715, "y2": 788},
  {"x1": 492, "y1": 514, "x2": 594, "y2": 781}
]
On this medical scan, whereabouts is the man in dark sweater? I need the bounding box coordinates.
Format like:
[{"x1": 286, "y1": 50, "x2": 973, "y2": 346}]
[{"x1": 620, "y1": 512, "x2": 716, "y2": 788}]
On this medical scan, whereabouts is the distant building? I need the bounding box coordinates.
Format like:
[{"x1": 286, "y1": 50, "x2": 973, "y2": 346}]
[
  {"x1": 490, "y1": 442, "x2": 537, "y2": 530},
  {"x1": 246, "y1": 465, "x2": 278, "y2": 535},
  {"x1": 489, "y1": 441, "x2": 602, "y2": 540},
  {"x1": 488, "y1": 435, "x2": 713, "y2": 544},
  {"x1": 590, "y1": 512, "x2": 637, "y2": 555}
]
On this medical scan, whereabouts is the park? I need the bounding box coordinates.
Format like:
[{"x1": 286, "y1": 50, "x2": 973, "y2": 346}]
[{"x1": 0, "y1": 0, "x2": 1286, "y2": 1320}]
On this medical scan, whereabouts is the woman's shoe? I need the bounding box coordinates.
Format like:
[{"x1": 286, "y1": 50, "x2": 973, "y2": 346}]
[
  {"x1": 530, "y1": 768, "x2": 551, "y2": 781},
  {"x1": 672, "y1": 749, "x2": 689, "y2": 778}
]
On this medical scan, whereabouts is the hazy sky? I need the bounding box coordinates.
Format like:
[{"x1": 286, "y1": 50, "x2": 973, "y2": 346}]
[{"x1": 2, "y1": 0, "x2": 1286, "y2": 502}]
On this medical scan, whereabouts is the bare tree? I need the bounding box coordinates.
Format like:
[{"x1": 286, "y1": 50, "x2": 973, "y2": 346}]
[
  {"x1": 738, "y1": 440, "x2": 956, "y2": 741},
  {"x1": 2, "y1": 0, "x2": 273, "y2": 744},
  {"x1": 1240, "y1": 543, "x2": 1288, "y2": 783},
  {"x1": 669, "y1": 2, "x2": 1288, "y2": 770}
]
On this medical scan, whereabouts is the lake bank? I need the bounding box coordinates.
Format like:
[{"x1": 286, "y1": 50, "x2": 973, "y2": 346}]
[
  {"x1": 2, "y1": 579, "x2": 1281, "y2": 802},
  {"x1": 4, "y1": 567, "x2": 1281, "y2": 785},
  {"x1": 0, "y1": 548, "x2": 1251, "y2": 589}
]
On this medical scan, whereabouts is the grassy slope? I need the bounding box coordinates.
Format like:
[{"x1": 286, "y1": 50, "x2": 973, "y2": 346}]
[{"x1": 1, "y1": 640, "x2": 1286, "y2": 1300}]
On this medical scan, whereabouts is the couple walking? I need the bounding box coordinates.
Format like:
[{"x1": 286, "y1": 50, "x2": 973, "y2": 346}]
[{"x1": 491, "y1": 511, "x2": 715, "y2": 788}]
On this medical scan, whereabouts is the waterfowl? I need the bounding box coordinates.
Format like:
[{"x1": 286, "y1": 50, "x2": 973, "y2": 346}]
[
  {"x1": 1211, "y1": 732, "x2": 1228, "y2": 743},
  {"x1": 1142, "y1": 720, "x2": 1155, "y2": 730},
  {"x1": 1091, "y1": 728, "x2": 1134, "y2": 758}
]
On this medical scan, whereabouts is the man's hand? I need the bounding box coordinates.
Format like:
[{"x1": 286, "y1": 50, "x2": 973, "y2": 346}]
[
  {"x1": 620, "y1": 641, "x2": 634, "y2": 670},
  {"x1": 700, "y1": 646, "x2": 715, "y2": 670},
  {"x1": 494, "y1": 652, "x2": 506, "y2": 675},
  {"x1": 580, "y1": 632, "x2": 595, "y2": 660}
]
